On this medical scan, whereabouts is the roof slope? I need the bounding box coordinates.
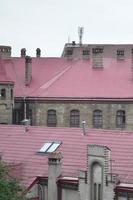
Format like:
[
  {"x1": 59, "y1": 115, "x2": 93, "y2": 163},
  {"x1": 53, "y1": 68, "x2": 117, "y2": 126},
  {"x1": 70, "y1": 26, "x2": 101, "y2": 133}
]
[
  {"x1": 2, "y1": 57, "x2": 133, "y2": 99},
  {"x1": 0, "y1": 59, "x2": 13, "y2": 83},
  {"x1": 0, "y1": 125, "x2": 133, "y2": 188}
]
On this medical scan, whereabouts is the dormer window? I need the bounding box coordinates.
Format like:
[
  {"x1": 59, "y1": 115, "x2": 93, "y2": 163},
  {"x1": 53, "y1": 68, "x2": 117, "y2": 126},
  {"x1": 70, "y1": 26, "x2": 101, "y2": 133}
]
[
  {"x1": 117, "y1": 49, "x2": 124, "y2": 60},
  {"x1": 1, "y1": 89, "x2": 6, "y2": 100}
]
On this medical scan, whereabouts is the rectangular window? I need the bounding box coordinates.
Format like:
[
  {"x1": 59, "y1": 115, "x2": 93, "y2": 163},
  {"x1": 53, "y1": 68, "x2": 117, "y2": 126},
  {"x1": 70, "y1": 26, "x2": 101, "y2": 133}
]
[
  {"x1": 1, "y1": 89, "x2": 6, "y2": 100},
  {"x1": 92, "y1": 48, "x2": 103, "y2": 54},
  {"x1": 13, "y1": 109, "x2": 24, "y2": 125},
  {"x1": 70, "y1": 110, "x2": 80, "y2": 127},
  {"x1": 83, "y1": 50, "x2": 90, "y2": 55},
  {"x1": 66, "y1": 49, "x2": 73, "y2": 55},
  {"x1": 38, "y1": 142, "x2": 61, "y2": 153},
  {"x1": 116, "y1": 110, "x2": 126, "y2": 128},
  {"x1": 117, "y1": 49, "x2": 124, "y2": 60},
  {"x1": 93, "y1": 110, "x2": 103, "y2": 128},
  {"x1": 47, "y1": 110, "x2": 57, "y2": 127}
]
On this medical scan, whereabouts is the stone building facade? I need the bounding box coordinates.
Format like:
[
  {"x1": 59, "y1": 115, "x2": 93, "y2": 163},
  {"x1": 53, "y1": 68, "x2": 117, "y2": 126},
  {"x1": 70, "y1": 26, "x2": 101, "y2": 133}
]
[
  {"x1": 19, "y1": 99, "x2": 132, "y2": 130},
  {"x1": 1, "y1": 43, "x2": 133, "y2": 130}
]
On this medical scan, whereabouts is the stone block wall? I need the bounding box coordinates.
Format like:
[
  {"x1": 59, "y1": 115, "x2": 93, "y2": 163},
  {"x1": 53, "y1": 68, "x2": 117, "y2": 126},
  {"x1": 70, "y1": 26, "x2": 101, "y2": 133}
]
[
  {"x1": 20, "y1": 100, "x2": 133, "y2": 130},
  {"x1": 0, "y1": 84, "x2": 14, "y2": 124}
]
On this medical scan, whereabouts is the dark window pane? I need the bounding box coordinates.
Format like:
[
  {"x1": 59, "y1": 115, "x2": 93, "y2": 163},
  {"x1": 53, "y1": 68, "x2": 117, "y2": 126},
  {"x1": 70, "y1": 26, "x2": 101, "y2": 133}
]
[
  {"x1": 13, "y1": 109, "x2": 23, "y2": 125},
  {"x1": 98, "y1": 184, "x2": 102, "y2": 200},
  {"x1": 66, "y1": 49, "x2": 73, "y2": 55},
  {"x1": 47, "y1": 110, "x2": 57, "y2": 127},
  {"x1": 94, "y1": 183, "x2": 97, "y2": 200},
  {"x1": 116, "y1": 110, "x2": 125, "y2": 128},
  {"x1": 70, "y1": 110, "x2": 80, "y2": 127},
  {"x1": 1, "y1": 89, "x2": 6, "y2": 100},
  {"x1": 83, "y1": 50, "x2": 90, "y2": 55},
  {"x1": 11, "y1": 89, "x2": 13, "y2": 100},
  {"x1": 93, "y1": 110, "x2": 103, "y2": 128}
]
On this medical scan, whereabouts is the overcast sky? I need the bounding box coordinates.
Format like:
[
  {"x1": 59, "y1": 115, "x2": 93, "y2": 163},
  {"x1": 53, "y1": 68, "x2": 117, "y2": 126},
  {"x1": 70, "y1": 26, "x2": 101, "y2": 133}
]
[{"x1": 1, "y1": 0, "x2": 133, "y2": 57}]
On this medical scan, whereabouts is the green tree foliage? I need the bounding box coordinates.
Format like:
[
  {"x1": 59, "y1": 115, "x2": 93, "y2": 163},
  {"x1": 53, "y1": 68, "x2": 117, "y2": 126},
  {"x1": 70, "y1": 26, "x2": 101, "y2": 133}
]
[{"x1": 0, "y1": 162, "x2": 25, "y2": 200}]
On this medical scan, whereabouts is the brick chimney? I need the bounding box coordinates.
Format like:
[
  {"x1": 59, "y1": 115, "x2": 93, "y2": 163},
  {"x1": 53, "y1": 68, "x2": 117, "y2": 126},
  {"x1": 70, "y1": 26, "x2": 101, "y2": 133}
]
[
  {"x1": 0, "y1": 46, "x2": 11, "y2": 58},
  {"x1": 25, "y1": 56, "x2": 32, "y2": 86},
  {"x1": 87, "y1": 145, "x2": 117, "y2": 200},
  {"x1": 21, "y1": 48, "x2": 26, "y2": 57},
  {"x1": 36, "y1": 48, "x2": 41, "y2": 57},
  {"x1": 48, "y1": 152, "x2": 62, "y2": 200},
  {"x1": 92, "y1": 47, "x2": 103, "y2": 67}
]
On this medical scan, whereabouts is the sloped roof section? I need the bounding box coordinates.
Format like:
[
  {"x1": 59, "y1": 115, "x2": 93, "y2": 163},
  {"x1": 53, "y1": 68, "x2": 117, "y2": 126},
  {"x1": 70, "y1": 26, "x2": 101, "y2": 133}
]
[
  {"x1": 0, "y1": 125, "x2": 133, "y2": 188},
  {"x1": 0, "y1": 59, "x2": 13, "y2": 83},
  {"x1": 1, "y1": 56, "x2": 133, "y2": 99}
]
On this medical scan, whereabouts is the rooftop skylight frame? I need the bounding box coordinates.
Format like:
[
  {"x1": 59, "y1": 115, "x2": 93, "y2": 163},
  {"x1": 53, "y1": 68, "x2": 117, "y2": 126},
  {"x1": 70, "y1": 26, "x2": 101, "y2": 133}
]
[{"x1": 38, "y1": 141, "x2": 61, "y2": 154}]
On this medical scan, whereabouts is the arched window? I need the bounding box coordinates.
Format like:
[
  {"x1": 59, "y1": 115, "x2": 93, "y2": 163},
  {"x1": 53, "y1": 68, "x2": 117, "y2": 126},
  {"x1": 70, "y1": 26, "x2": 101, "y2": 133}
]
[
  {"x1": 47, "y1": 110, "x2": 57, "y2": 127},
  {"x1": 93, "y1": 110, "x2": 103, "y2": 128},
  {"x1": 38, "y1": 184, "x2": 44, "y2": 200},
  {"x1": 1, "y1": 89, "x2": 6, "y2": 100},
  {"x1": 116, "y1": 110, "x2": 126, "y2": 128},
  {"x1": 91, "y1": 162, "x2": 103, "y2": 200},
  {"x1": 70, "y1": 110, "x2": 80, "y2": 127}
]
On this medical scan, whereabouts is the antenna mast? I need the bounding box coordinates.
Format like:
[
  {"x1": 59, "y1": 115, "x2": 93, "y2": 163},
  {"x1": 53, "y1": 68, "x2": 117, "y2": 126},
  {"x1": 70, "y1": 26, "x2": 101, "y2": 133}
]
[{"x1": 78, "y1": 27, "x2": 84, "y2": 45}]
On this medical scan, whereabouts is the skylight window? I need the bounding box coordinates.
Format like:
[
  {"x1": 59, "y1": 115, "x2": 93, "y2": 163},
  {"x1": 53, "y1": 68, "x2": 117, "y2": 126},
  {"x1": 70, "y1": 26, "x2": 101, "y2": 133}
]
[{"x1": 39, "y1": 142, "x2": 61, "y2": 153}]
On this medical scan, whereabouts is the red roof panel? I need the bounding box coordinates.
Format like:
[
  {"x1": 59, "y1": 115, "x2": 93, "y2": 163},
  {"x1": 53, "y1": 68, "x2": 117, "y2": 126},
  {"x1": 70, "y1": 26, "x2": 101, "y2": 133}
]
[
  {"x1": 0, "y1": 125, "x2": 133, "y2": 188},
  {"x1": 1, "y1": 57, "x2": 133, "y2": 99}
]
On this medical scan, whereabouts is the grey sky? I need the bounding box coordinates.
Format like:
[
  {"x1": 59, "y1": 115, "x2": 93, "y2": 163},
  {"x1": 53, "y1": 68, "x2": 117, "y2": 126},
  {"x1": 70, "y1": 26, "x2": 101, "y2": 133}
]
[{"x1": 1, "y1": 0, "x2": 133, "y2": 57}]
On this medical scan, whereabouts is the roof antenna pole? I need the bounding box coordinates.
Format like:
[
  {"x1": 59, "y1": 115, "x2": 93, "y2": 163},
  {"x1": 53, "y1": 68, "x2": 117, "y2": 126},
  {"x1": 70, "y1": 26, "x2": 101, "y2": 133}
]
[
  {"x1": 81, "y1": 120, "x2": 86, "y2": 135},
  {"x1": 78, "y1": 27, "x2": 84, "y2": 46}
]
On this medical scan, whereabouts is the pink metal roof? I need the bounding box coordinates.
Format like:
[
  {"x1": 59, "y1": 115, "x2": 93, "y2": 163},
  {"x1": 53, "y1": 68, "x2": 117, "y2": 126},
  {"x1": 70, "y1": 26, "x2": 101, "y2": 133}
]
[
  {"x1": 1, "y1": 57, "x2": 133, "y2": 99},
  {"x1": 0, "y1": 59, "x2": 13, "y2": 83},
  {"x1": 0, "y1": 125, "x2": 133, "y2": 188}
]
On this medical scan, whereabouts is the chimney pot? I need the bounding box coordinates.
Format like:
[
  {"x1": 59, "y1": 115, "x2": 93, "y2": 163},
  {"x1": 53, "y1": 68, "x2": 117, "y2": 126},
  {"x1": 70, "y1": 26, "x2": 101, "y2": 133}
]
[
  {"x1": 36, "y1": 48, "x2": 41, "y2": 57},
  {"x1": 21, "y1": 48, "x2": 26, "y2": 57}
]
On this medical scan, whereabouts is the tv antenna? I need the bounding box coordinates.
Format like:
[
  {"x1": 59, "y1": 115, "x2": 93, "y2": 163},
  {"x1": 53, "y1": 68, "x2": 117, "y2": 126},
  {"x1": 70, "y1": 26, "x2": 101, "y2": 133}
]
[{"x1": 78, "y1": 27, "x2": 84, "y2": 45}]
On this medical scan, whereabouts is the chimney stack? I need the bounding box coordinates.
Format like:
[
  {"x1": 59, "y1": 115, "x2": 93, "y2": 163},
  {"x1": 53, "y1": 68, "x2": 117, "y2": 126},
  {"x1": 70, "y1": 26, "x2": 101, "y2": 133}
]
[
  {"x1": 36, "y1": 48, "x2": 41, "y2": 57},
  {"x1": 92, "y1": 47, "x2": 103, "y2": 68},
  {"x1": 48, "y1": 152, "x2": 62, "y2": 200},
  {"x1": 25, "y1": 56, "x2": 32, "y2": 86},
  {"x1": 21, "y1": 48, "x2": 26, "y2": 57}
]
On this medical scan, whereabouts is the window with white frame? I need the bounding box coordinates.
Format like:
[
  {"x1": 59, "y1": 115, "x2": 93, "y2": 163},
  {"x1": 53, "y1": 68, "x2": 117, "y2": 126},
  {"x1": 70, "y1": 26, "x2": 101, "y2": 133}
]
[{"x1": 38, "y1": 141, "x2": 61, "y2": 154}]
